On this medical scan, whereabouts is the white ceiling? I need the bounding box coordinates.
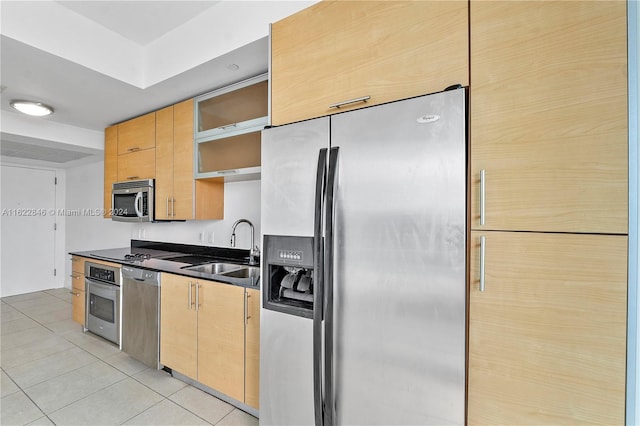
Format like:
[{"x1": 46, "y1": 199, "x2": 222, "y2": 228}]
[
  {"x1": 0, "y1": 0, "x2": 315, "y2": 168},
  {"x1": 56, "y1": 1, "x2": 221, "y2": 46}
]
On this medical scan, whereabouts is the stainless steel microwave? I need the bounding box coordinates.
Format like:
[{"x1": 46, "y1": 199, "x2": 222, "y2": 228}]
[{"x1": 112, "y1": 179, "x2": 154, "y2": 222}]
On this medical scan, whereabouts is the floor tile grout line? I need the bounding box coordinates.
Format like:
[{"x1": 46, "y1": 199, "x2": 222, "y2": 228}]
[
  {"x1": 4, "y1": 342, "x2": 104, "y2": 390},
  {"x1": 2, "y1": 365, "x2": 49, "y2": 422},
  {"x1": 3, "y1": 290, "x2": 257, "y2": 426},
  {"x1": 43, "y1": 375, "x2": 130, "y2": 420}
]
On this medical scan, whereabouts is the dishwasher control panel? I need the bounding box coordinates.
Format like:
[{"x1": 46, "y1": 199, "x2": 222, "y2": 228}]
[{"x1": 122, "y1": 266, "x2": 159, "y2": 282}]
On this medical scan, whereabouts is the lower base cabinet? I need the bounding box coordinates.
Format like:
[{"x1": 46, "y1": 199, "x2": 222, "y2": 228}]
[
  {"x1": 70, "y1": 256, "x2": 86, "y2": 325},
  {"x1": 160, "y1": 273, "x2": 259, "y2": 407},
  {"x1": 245, "y1": 288, "x2": 260, "y2": 409},
  {"x1": 197, "y1": 280, "x2": 245, "y2": 401},
  {"x1": 468, "y1": 231, "x2": 627, "y2": 424}
]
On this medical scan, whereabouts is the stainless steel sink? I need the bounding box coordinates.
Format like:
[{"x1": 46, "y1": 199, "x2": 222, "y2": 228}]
[
  {"x1": 182, "y1": 262, "x2": 241, "y2": 274},
  {"x1": 220, "y1": 267, "x2": 260, "y2": 279},
  {"x1": 181, "y1": 262, "x2": 260, "y2": 286}
]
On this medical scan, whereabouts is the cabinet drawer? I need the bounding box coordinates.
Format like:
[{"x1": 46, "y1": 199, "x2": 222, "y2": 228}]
[
  {"x1": 117, "y1": 149, "x2": 156, "y2": 181},
  {"x1": 71, "y1": 256, "x2": 86, "y2": 276},
  {"x1": 271, "y1": 1, "x2": 469, "y2": 125},
  {"x1": 70, "y1": 273, "x2": 84, "y2": 291},
  {"x1": 118, "y1": 112, "x2": 156, "y2": 154},
  {"x1": 71, "y1": 289, "x2": 85, "y2": 325}
]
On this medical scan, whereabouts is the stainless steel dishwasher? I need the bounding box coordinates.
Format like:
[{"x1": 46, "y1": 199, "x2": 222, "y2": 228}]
[{"x1": 121, "y1": 266, "x2": 161, "y2": 369}]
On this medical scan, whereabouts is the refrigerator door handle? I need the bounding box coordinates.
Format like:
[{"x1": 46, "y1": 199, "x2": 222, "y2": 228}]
[
  {"x1": 313, "y1": 148, "x2": 328, "y2": 426},
  {"x1": 323, "y1": 147, "x2": 340, "y2": 426}
]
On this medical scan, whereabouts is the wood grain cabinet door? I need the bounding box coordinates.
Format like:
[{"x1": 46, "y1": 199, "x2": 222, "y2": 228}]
[
  {"x1": 244, "y1": 288, "x2": 260, "y2": 409},
  {"x1": 271, "y1": 0, "x2": 469, "y2": 125},
  {"x1": 160, "y1": 273, "x2": 198, "y2": 379},
  {"x1": 196, "y1": 280, "x2": 245, "y2": 402},
  {"x1": 117, "y1": 112, "x2": 156, "y2": 154},
  {"x1": 116, "y1": 149, "x2": 156, "y2": 182},
  {"x1": 172, "y1": 99, "x2": 195, "y2": 220},
  {"x1": 155, "y1": 105, "x2": 174, "y2": 220},
  {"x1": 155, "y1": 98, "x2": 196, "y2": 220},
  {"x1": 470, "y1": 0, "x2": 627, "y2": 234},
  {"x1": 103, "y1": 126, "x2": 118, "y2": 218},
  {"x1": 70, "y1": 256, "x2": 86, "y2": 325},
  {"x1": 468, "y1": 231, "x2": 627, "y2": 425}
]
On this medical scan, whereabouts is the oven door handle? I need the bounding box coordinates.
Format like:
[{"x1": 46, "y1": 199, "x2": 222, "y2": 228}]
[
  {"x1": 134, "y1": 192, "x2": 143, "y2": 218},
  {"x1": 86, "y1": 278, "x2": 119, "y2": 293}
]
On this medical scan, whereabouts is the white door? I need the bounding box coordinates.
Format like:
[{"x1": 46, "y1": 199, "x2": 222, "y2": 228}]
[{"x1": 1, "y1": 165, "x2": 57, "y2": 297}]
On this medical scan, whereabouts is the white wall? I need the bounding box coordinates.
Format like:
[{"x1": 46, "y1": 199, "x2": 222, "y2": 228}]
[{"x1": 64, "y1": 160, "x2": 261, "y2": 287}]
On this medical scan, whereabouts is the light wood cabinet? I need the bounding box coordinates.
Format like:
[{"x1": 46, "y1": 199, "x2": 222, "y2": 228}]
[
  {"x1": 160, "y1": 273, "x2": 253, "y2": 404},
  {"x1": 103, "y1": 126, "x2": 118, "y2": 218},
  {"x1": 116, "y1": 149, "x2": 155, "y2": 182},
  {"x1": 105, "y1": 99, "x2": 222, "y2": 220},
  {"x1": 104, "y1": 112, "x2": 156, "y2": 215},
  {"x1": 271, "y1": 0, "x2": 469, "y2": 125},
  {"x1": 467, "y1": 2, "x2": 629, "y2": 423},
  {"x1": 155, "y1": 104, "x2": 175, "y2": 220},
  {"x1": 160, "y1": 273, "x2": 198, "y2": 378},
  {"x1": 468, "y1": 231, "x2": 627, "y2": 425},
  {"x1": 155, "y1": 99, "x2": 223, "y2": 220},
  {"x1": 197, "y1": 281, "x2": 245, "y2": 402},
  {"x1": 244, "y1": 288, "x2": 260, "y2": 409},
  {"x1": 70, "y1": 256, "x2": 86, "y2": 325},
  {"x1": 470, "y1": 0, "x2": 627, "y2": 234},
  {"x1": 117, "y1": 112, "x2": 155, "y2": 154}
]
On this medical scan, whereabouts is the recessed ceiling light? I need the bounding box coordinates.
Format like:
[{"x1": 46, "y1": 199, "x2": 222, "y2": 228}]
[
  {"x1": 10, "y1": 100, "x2": 54, "y2": 117},
  {"x1": 226, "y1": 63, "x2": 240, "y2": 71}
]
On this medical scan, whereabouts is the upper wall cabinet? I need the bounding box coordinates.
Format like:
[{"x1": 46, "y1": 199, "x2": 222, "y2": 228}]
[
  {"x1": 271, "y1": 1, "x2": 469, "y2": 126},
  {"x1": 104, "y1": 101, "x2": 223, "y2": 220},
  {"x1": 117, "y1": 112, "x2": 156, "y2": 154},
  {"x1": 470, "y1": 0, "x2": 627, "y2": 234},
  {"x1": 194, "y1": 74, "x2": 267, "y2": 181}
]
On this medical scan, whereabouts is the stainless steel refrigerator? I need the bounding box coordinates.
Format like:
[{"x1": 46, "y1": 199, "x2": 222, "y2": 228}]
[{"x1": 260, "y1": 88, "x2": 466, "y2": 425}]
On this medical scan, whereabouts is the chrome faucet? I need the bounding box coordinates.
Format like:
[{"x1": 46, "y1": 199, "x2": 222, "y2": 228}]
[{"x1": 230, "y1": 219, "x2": 260, "y2": 265}]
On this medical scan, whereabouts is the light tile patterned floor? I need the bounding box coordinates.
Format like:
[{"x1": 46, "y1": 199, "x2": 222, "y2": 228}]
[{"x1": 1, "y1": 288, "x2": 258, "y2": 426}]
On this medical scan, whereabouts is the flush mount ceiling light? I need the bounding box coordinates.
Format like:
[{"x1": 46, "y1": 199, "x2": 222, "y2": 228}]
[{"x1": 10, "y1": 100, "x2": 54, "y2": 117}]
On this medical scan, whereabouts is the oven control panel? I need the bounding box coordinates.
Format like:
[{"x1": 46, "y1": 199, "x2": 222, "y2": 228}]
[{"x1": 86, "y1": 262, "x2": 120, "y2": 285}]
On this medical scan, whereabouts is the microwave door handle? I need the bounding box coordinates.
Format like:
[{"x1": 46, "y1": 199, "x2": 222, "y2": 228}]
[{"x1": 134, "y1": 192, "x2": 143, "y2": 217}]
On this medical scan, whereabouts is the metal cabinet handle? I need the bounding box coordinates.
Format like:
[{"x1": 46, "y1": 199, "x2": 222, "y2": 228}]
[
  {"x1": 127, "y1": 147, "x2": 140, "y2": 152},
  {"x1": 127, "y1": 176, "x2": 139, "y2": 180},
  {"x1": 329, "y1": 95, "x2": 370, "y2": 109},
  {"x1": 171, "y1": 197, "x2": 175, "y2": 217},
  {"x1": 188, "y1": 282, "x2": 193, "y2": 309},
  {"x1": 196, "y1": 283, "x2": 201, "y2": 312},
  {"x1": 70, "y1": 291, "x2": 80, "y2": 296},
  {"x1": 166, "y1": 197, "x2": 170, "y2": 217},
  {"x1": 218, "y1": 123, "x2": 237, "y2": 130},
  {"x1": 480, "y1": 169, "x2": 486, "y2": 226},
  {"x1": 479, "y1": 236, "x2": 486, "y2": 292},
  {"x1": 245, "y1": 292, "x2": 251, "y2": 324}
]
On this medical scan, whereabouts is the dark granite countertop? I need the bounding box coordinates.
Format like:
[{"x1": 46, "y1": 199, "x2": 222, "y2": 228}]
[{"x1": 70, "y1": 240, "x2": 260, "y2": 288}]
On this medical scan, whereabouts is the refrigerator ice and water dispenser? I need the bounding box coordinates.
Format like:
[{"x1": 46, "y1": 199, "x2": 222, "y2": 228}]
[{"x1": 263, "y1": 235, "x2": 314, "y2": 319}]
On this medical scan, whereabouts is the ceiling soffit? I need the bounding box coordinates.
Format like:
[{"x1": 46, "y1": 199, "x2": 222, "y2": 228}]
[{"x1": 1, "y1": 1, "x2": 316, "y2": 88}]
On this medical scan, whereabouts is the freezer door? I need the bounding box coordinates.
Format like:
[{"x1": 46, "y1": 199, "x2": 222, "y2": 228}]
[
  {"x1": 261, "y1": 117, "x2": 329, "y2": 237},
  {"x1": 329, "y1": 89, "x2": 467, "y2": 425},
  {"x1": 260, "y1": 117, "x2": 329, "y2": 425}
]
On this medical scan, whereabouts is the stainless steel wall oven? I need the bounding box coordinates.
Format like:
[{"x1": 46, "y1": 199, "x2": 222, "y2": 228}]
[{"x1": 85, "y1": 261, "x2": 121, "y2": 345}]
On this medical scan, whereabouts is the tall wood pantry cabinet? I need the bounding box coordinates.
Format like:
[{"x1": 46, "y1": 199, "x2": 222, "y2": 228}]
[{"x1": 467, "y1": 1, "x2": 628, "y2": 424}]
